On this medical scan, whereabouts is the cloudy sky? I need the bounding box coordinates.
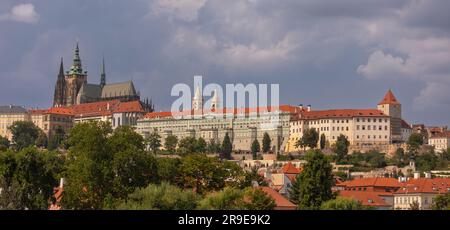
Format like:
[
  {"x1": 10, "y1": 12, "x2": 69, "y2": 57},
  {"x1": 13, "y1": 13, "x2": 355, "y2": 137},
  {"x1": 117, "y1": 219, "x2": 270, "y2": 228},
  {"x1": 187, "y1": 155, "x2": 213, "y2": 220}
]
[{"x1": 0, "y1": 0, "x2": 449, "y2": 125}]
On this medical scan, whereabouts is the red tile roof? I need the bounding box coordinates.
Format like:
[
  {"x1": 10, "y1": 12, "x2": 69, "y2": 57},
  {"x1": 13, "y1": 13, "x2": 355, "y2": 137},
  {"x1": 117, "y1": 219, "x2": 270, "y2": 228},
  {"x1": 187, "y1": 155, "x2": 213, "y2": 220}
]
[
  {"x1": 259, "y1": 186, "x2": 297, "y2": 210},
  {"x1": 378, "y1": 89, "x2": 400, "y2": 105},
  {"x1": 144, "y1": 105, "x2": 302, "y2": 119},
  {"x1": 339, "y1": 178, "x2": 402, "y2": 188},
  {"x1": 72, "y1": 100, "x2": 121, "y2": 118},
  {"x1": 430, "y1": 131, "x2": 450, "y2": 139},
  {"x1": 30, "y1": 107, "x2": 74, "y2": 116},
  {"x1": 296, "y1": 109, "x2": 387, "y2": 120},
  {"x1": 395, "y1": 178, "x2": 450, "y2": 194},
  {"x1": 339, "y1": 190, "x2": 391, "y2": 207},
  {"x1": 114, "y1": 100, "x2": 144, "y2": 113},
  {"x1": 281, "y1": 162, "x2": 302, "y2": 174}
]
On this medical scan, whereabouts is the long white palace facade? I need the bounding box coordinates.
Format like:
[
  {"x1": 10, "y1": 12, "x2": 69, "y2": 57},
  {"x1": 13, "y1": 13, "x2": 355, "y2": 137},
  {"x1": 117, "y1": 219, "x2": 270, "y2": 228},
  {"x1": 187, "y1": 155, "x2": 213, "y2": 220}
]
[{"x1": 135, "y1": 89, "x2": 412, "y2": 154}]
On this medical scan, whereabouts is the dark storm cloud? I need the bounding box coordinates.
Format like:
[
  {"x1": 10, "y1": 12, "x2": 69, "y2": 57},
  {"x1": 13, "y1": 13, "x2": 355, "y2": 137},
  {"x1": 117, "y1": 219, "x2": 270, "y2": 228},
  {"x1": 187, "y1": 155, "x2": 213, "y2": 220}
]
[{"x1": 0, "y1": 0, "x2": 449, "y2": 126}]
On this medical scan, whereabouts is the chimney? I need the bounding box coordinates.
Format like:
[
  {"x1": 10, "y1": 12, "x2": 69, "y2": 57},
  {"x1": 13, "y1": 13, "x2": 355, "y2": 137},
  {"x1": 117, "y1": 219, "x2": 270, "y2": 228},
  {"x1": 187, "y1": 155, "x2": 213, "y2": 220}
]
[
  {"x1": 424, "y1": 172, "x2": 432, "y2": 179},
  {"x1": 9, "y1": 104, "x2": 12, "y2": 109},
  {"x1": 299, "y1": 104, "x2": 303, "y2": 110},
  {"x1": 107, "y1": 103, "x2": 110, "y2": 111},
  {"x1": 413, "y1": 172, "x2": 420, "y2": 179},
  {"x1": 59, "y1": 178, "x2": 64, "y2": 188},
  {"x1": 307, "y1": 105, "x2": 311, "y2": 112}
]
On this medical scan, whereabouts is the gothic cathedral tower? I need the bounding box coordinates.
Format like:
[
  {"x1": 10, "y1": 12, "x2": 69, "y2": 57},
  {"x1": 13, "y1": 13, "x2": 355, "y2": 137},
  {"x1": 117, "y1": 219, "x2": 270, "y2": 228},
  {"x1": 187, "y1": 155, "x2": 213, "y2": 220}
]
[
  {"x1": 53, "y1": 58, "x2": 65, "y2": 107},
  {"x1": 64, "y1": 43, "x2": 87, "y2": 106}
]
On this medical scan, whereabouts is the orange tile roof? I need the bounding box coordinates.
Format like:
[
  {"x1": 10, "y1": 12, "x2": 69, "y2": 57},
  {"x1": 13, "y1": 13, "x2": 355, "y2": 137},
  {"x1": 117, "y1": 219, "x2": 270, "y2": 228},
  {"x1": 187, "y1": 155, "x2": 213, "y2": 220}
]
[
  {"x1": 281, "y1": 162, "x2": 302, "y2": 174},
  {"x1": 259, "y1": 186, "x2": 296, "y2": 210},
  {"x1": 72, "y1": 100, "x2": 121, "y2": 118},
  {"x1": 339, "y1": 190, "x2": 391, "y2": 207},
  {"x1": 296, "y1": 109, "x2": 387, "y2": 120},
  {"x1": 378, "y1": 89, "x2": 400, "y2": 105},
  {"x1": 114, "y1": 100, "x2": 144, "y2": 113},
  {"x1": 144, "y1": 105, "x2": 302, "y2": 119},
  {"x1": 30, "y1": 107, "x2": 74, "y2": 116},
  {"x1": 395, "y1": 178, "x2": 450, "y2": 194},
  {"x1": 430, "y1": 131, "x2": 450, "y2": 139},
  {"x1": 339, "y1": 178, "x2": 402, "y2": 188}
]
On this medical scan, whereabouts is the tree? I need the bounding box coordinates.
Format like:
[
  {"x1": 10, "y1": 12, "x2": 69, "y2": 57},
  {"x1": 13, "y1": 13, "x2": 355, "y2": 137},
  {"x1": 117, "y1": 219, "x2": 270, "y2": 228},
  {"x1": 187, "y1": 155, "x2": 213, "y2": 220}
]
[
  {"x1": 178, "y1": 137, "x2": 198, "y2": 154},
  {"x1": 0, "y1": 136, "x2": 10, "y2": 152},
  {"x1": 410, "y1": 201, "x2": 420, "y2": 210},
  {"x1": 289, "y1": 150, "x2": 334, "y2": 209},
  {"x1": 206, "y1": 139, "x2": 221, "y2": 153},
  {"x1": 146, "y1": 130, "x2": 162, "y2": 155},
  {"x1": 197, "y1": 187, "x2": 275, "y2": 210},
  {"x1": 407, "y1": 133, "x2": 424, "y2": 157},
  {"x1": 221, "y1": 133, "x2": 232, "y2": 159},
  {"x1": 47, "y1": 127, "x2": 66, "y2": 151},
  {"x1": 0, "y1": 147, "x2": 64, "y2": 210},
  {"x1": 179, "y1": 154, "x2": 244, "y2": 194},
  {"x1": 115, "y1": 182, "x2": 198, "y2": 210},
  {"x1": 295, "y1": 128, "x2": 319, "y2": 150},
  {"x1": 8, "y1": 121, "x2": 40, "y2": 151},
  {"x1": 196, "y1": 138, "x2": 207, "y2": 153},
  {"x1": 415, "y1": 151, "x2": 439, "y2": 171},
  {"x1": 333, "y1": 134, "x2": 350, "y2": 162},
  {"x1": 35, "y1": 129, "x2": 48, "y2": 149},
  {"x1": 431, "y1": 193, "x2": 450, "y2": 210},
  {"x1": 320, "y1": 197, "x2": 368, "y2": 210},
  {"x1": 262, "y1": 133, "x2": 271, "y2": 153},
  {"x1": 392, "y1": 148, "x2": 408, "y2": 167},
  {"x1": 251, "y1": 139, "x2": 260, "y2": 160},
  {"x1": 62, "y1": 122, "x2": 155, "y2": 210},
  {"x1": 320, "y1": 133, "x2": 326, "y2": 150},
  {"x1": 156, "y1": 158, "x2": 181, "y2": 184},
  {"x1": 164, "y1": 135, "x2": 178, "y2": 153}
]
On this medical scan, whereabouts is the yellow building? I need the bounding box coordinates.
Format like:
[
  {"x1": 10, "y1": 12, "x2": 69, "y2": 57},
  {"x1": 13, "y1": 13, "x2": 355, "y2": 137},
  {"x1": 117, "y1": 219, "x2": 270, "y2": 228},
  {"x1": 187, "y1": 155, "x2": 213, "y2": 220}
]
[
  {"x1": 428, "y1": 131, "x2": 450, "y2": 153},
  {"x1": 0, "y1": 105, "x2": 30, "y2": 140},
  {"x1": 30, "y1": 107, "x2": 74, "y2": 138}
]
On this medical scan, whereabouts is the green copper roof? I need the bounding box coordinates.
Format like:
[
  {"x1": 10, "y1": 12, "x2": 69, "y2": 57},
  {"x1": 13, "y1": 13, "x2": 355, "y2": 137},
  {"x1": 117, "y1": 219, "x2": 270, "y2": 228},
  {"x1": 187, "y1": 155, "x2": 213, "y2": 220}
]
[{"x1": 68, "y1": 42, "x2": 84, "y2": 75}]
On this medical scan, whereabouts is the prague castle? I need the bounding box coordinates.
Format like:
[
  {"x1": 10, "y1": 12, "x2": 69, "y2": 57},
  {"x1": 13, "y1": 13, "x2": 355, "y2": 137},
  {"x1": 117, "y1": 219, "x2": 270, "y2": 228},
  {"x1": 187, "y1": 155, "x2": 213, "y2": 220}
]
[{"x1": 53, "y1": 43, "x2": 153, "y2": 111}]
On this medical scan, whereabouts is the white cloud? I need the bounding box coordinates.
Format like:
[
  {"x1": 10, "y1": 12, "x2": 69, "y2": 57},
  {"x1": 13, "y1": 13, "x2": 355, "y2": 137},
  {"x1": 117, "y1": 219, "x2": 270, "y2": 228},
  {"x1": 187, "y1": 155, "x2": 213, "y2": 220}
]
[
  {"x1": 0, "y1": 3, "x2": 40, "y2": 24},
  {"x1": 149, "y1": 0, "x2": 207, "y2": 22},
  {"x1": 357, "y1": 50, "x2": 409, "y2": 79}
]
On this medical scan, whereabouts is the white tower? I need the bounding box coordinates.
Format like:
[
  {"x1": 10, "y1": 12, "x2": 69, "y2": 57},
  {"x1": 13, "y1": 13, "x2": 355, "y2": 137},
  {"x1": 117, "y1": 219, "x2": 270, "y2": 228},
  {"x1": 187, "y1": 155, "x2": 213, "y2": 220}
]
[
  {"x1": 210, "y1": 89, "x2": 220, "y2": 110},
  {"x1": 192, "y1": 86, "x2": 203, "y2": 111}
]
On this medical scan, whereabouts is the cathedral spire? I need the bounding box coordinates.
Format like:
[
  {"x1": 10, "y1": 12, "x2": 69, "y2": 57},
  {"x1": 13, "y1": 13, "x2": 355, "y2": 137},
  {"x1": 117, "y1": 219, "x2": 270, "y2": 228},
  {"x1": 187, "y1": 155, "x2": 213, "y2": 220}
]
[
  {"x1": 69, "y1": 42, "x2": 83, "y2": 75},
  {"x1": 53, "y1": 57, "x2": 65, "y2": 107},
  {"x1": 100, "y1": 57, "x2": 106, "y2": 88}
]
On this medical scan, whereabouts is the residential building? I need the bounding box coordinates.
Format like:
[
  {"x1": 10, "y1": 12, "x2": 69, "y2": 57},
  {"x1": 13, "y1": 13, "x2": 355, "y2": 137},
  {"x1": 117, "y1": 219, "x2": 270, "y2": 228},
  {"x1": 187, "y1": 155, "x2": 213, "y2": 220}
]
[
  {"x1": 0, "y1": 105, "x2": 30, "y2": 140},
  {"x1": 338, "y1": 190, "x2": 392, "y2": 210},
  {"x1": 428, "y1": 131, "x2": 450, "y2": 153},
  {"x1": 30, "y1": 107, "x2": 74, "y2": 138},
  {"x1": 393, "y1": 178, "x2": 450, "y2": 210},
  {"x1": 401, "y1": 120, "x2": 413, "y2": 142}
]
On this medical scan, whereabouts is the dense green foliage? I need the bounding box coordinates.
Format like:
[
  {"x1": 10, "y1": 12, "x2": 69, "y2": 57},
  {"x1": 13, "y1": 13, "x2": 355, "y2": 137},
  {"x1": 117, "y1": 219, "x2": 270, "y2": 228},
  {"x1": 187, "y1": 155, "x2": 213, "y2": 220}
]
[
  {"x1": 251, "y1": 139, "x2": 260, "y2": 160},
  {"x1": 115, "y1": 182, "x2": 198, "y2": 210},
  {"x1": 146, "y1": 131, "x2": 162, "y2": 155},
  {"x1": 289, "y1": 150, "x2": 334, "y2": 209},
  {"x1": 61, "y1": 123, "x2": 157, "y2": 209},
  {"x1": 221, "y1": 133, "x2": 233, "y2": 159},
  {"x1": 0, "y1": 147, "x2": 63, "y2": 210},
  {"x1": 295, "y1": 128, "x2": 319, "y2": 150},
  {"x1": 320, "y1": 133, "x2": 326, "y2": 150},
  {"x1": 333, "y1": 134, "x2": 350, "y2": 162},
  {"x1": 164, "y1": 135, "x2": 178, "y2": 153},
  {"x1": 431, "y1": 193, "x2": 450, "y2": 210},
  {"x1": 0, "y1": 136, "x2": 10, "y2": 152},
  {"x1": 320, "y1": 197, "x2": 370, "y2": 210},
  {"x1": 262, "y1": 132, "x2": 271, "y2": 153},
  {"x1": 8, "y1": 121, "x2": 40, "y2": 151}
]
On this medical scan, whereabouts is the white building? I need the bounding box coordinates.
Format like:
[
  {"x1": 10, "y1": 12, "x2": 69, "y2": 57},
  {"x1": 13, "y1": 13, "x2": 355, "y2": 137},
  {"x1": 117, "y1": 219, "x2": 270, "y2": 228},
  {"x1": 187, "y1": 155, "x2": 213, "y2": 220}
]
[{"x1": 428, "y1": 131, "x2": 450, "y2": 153}]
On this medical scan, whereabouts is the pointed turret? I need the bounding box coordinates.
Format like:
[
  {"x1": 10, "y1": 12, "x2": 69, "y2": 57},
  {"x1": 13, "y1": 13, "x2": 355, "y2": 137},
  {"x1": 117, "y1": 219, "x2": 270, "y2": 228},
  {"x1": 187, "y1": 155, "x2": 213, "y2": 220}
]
[
  {"x1": 378, "y1": 89, "x2": 400, "y2": 105},
  {"x1": 192, "y1": 85, "x2": 203, "y2": 110},
  {"x1": 100, "y1": 57, "x2": 106, "y2": 88},
  {"x1": 53, "y1": 58, "x2": 66, "y2": 107},
  {"x1": 69, "y1": 42, "x2": 84, "y2": 75},
  {"x1": 211, "y1": 89, "x2": 220, "y2": 110}
]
